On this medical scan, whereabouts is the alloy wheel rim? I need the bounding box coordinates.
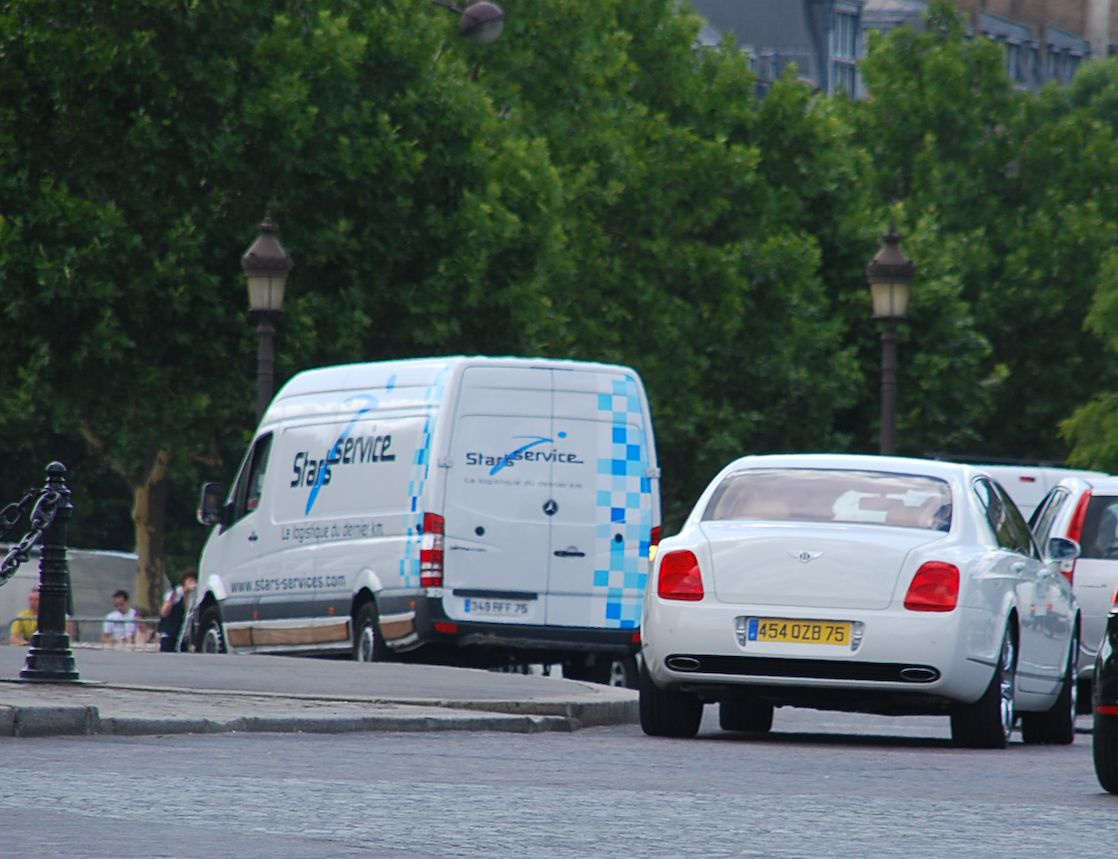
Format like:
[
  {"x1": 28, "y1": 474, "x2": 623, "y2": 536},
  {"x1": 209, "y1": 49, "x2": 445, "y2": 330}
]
[
  {"x1": 359, "y1": 625, "x2": 376, "y2": 661},
  {"x1": 999, "y1": 635, "x2": 1015, "y2": 736}
]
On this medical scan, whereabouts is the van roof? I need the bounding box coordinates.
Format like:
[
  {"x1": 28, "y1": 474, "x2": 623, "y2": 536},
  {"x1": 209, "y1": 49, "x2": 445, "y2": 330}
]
[{"x1": 264, "y1": 355, "x2": 644, "y2": 424}]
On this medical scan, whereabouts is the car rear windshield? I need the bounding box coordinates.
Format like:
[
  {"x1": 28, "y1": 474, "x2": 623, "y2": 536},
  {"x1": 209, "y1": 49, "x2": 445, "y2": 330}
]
[
  {"x1": 1082, "y1": 496, "x2": 1118, "y2": 559},
  {"x1": 703, "y1": 468, "x2": 952, "y2": 531}
]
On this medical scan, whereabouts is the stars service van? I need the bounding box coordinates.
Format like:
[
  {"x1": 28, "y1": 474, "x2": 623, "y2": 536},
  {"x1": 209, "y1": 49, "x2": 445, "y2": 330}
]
[{"x1": 193, "y1": 356, "x2": 661, "y2": 684}]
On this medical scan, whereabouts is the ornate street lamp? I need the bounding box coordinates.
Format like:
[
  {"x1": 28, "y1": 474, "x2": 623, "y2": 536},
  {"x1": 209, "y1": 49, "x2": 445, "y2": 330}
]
[
  {"x1": 866, "y1": 226, "x2": 916, "y2": 456},
  {"x1": 431, "y1": 0, "x2": 506, "y2": 44},
  {"x1": 241, "y1": 217, "x2": 293, "y2": 423}
]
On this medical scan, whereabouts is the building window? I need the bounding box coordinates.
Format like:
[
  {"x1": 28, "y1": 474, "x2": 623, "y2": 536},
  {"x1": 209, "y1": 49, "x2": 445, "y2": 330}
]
[
  {"x1": 1005, "y1": 42, "x2": 1020, "y2": 84},
  {"x1": 831, "y1": 9, "x2": 858, "y2": 97}
]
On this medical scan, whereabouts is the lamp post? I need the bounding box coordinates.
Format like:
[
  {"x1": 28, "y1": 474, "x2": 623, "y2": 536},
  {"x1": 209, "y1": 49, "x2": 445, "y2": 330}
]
[
  {"x1": 431, "y1": 0, "x2": 506, "y2": 44},
  {"x1": 241, "y1": 217, "x2": 292, "y2": 424},
  {"x1": 866, "y1": 226, "x2": 916, "y2": 456}
]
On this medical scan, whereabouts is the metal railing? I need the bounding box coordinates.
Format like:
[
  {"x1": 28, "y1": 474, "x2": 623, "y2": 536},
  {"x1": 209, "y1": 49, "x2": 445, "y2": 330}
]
[{"x1": 5, "y1": 615, "x2": 166, "y2": 650}]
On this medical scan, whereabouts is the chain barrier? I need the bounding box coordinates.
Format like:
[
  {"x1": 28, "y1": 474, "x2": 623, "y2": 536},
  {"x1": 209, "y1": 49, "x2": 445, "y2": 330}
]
[{"x1": 0, "y1": 487, "x2": 61, "y2": 587}]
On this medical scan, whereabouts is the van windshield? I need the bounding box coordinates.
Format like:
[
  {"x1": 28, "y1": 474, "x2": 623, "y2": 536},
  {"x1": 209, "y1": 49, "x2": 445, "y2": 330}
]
[{"x1": 703, "y1": 468, "x2": 952, "y2": 531}]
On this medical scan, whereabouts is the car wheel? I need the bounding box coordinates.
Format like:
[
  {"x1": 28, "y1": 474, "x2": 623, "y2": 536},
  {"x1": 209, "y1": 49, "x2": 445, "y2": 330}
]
[
  {"x1": 353, "y1": 601, "x2": 392, "y2": 662},
  {"x1": 198, "y1": 607, "x2": 225, "y2": 655},
  {"x1": 639, "y1": 660, "x2": 702, "y2": 738},
  {"x1": 1021, "y1": 627, "x2": 1078, "y2": 745},
  {"x1": 1093, "y1": 713, "x2": 1118, "y2": 794},
  {"x1": 951, "y1": 627, "x2": 1016, "y2": 749},
  {"x1": 719, "y1": 700, "x2": 774, "y2": 734}
]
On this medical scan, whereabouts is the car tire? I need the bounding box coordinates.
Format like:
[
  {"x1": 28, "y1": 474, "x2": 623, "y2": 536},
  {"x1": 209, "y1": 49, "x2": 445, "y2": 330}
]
[
  {"x1": 353, "y1": 601, "x2": 392, "y2": 662},
  {"x1": 198, "y1": 606, "x2": 226, "y2": 655},
  {"x1": 639, "y1": 660, "x2": 702, "y2": 738},
  {"x1": 951, "y1": 627, "x2": 1016, "y2": 749},
  {"x1": 1021, "y1": 627, "x2": 1078, "y2": 745},
  {"x1": 1093, "y1": 713, "x2": 1118, "y2": 794},
  {"x1": 719, "y1": 700, "x2": 774, "y2": 733}
]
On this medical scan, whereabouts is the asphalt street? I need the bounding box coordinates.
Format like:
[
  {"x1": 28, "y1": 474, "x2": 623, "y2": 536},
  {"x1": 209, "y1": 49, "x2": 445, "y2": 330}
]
[{"x1": 0, "y1": 645, "x2": 637, "y2": 738}]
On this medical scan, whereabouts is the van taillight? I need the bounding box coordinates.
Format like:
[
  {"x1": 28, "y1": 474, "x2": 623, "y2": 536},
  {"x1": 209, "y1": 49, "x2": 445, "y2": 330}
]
[
  {"x1": 904, "y1": 562, "x2": 959, "y2": 612},
  {"x1": 650, "y1": 526, "x2": 662, "y2": 547},
  {"x1": 420, "y1": 512, "x2": 444, "y2": 587},
  {"x1": 1062, "y1": 491, "x2": 1092, "y2": 585},
  {"x1": 657, "y1": 550, "x2": 704, "y2": 601}
]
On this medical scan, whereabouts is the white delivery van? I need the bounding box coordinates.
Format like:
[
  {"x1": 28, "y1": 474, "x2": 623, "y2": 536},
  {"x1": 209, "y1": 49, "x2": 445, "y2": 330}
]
[{"x1": 193, "y1": 356, "x2": 661, "y2": 682}]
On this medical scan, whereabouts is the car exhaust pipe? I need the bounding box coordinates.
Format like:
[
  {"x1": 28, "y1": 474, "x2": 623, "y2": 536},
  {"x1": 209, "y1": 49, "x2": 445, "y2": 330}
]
[
  {"x1": 899, "y1": 666, "x2": 939, "y2": 683},
  {"x1": 666, "y1": 655, "x2": 701, "y2": 672}
]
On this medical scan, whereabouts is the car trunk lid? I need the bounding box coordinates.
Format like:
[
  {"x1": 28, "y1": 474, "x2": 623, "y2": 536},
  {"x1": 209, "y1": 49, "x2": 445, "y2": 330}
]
[{"x1": 700, "y1": 522, "x2": 944, "y2": 610}]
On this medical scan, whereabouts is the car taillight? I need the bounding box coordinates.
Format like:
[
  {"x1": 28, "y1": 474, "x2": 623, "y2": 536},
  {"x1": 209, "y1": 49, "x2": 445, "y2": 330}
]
[
  {"x1": 649, "y1": 525, "x2": 663, "y2": 563},
  {"x1": 657, "y1": 550, "x2": 704, "y2": 601},
  {"x1": 1062, "y1": 490, "x2": 1092, "y2": 585},
  {"x1": 420, "y1": 512, "x2": 444, "y2": 587},
  {"x1": 904, "y1": 561, "x2": 960, "y2": 612}
]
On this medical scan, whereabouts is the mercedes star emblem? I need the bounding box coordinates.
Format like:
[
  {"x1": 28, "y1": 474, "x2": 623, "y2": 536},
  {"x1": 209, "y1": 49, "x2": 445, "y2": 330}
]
[{"x1": 789, "y1": 550, "x2": 822, "y2": 563}]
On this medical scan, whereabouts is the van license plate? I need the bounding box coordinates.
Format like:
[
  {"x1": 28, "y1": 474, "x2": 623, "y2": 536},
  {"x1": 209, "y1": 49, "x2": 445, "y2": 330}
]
[
  {"x1": 464, "y1": 598, "x2": 529, "y2": 617},
  {"x1": 747, "y1": 617, "x2": 851, "y2": 646}
]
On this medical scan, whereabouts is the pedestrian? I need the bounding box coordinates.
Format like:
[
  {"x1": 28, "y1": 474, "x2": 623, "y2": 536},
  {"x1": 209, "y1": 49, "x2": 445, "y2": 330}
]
[
  {"x1": 102, "y1": 589, "x2": 139, "y2": 647},
  {"x1": 8, "y1": 587, "x2": 39, "y2": 646},
  {"x1": 159, "y1": 569, "x2": 197, "y2": 652}
]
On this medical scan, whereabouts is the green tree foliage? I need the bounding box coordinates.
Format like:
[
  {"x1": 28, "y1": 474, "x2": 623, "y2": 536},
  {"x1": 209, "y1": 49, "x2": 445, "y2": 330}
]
[
  {"x1": 0, "y1": 0, "x2": 565, "y2": 607},
  {"x1": 483, "y1": 1, "x2": 864, "y2": 522},
  {"x1": 854, "y1": 0, "x2": 1118, "y2": 462}
]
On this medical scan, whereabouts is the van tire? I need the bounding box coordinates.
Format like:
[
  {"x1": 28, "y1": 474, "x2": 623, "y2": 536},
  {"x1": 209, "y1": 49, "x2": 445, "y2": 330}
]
[
  {"x1": 354, "y1": 602, "x2": 392, "y2": 663},
  {"x1": 198, "y1": 607, "x2": 226, "y2": 654},
  {"x1": 565, "y1": 655, "x2": 638, "y2": 688}
]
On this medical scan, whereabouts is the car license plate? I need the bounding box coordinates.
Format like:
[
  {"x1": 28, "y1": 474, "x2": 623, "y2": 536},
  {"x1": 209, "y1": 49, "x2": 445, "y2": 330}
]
[
  {"x1": 747, "y1": 617, "x2": 852, "y2": 646},
  {"x1": 463, "y1": 598, "x2": 529, "y2": 617}
]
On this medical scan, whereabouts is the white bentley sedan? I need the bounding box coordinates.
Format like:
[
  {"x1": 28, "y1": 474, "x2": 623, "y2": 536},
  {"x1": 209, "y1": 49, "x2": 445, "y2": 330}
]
[{"x1": 640, "y1": 454, "x2": 1081, "y2": 748}]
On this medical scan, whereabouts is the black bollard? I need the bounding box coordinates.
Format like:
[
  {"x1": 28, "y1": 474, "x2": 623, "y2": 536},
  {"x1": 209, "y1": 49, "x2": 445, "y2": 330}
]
[{"x1": 20, "y1": 462, "x2": 79, "y2": 682}]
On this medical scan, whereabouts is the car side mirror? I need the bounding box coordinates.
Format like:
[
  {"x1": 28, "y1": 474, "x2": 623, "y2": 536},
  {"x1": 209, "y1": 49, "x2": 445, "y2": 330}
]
[
  {"x1": 197, "y1": 482, "x2": 227, "y2": 527},
  {"x1": 1046, "y1": 536, "x2": 1080, "y2": 562}
]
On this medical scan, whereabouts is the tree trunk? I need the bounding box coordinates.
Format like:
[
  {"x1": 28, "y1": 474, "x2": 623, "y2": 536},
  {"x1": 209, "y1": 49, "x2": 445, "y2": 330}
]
[{"x1": 131, "y1": 450, "x2": 171, "y2": 615}]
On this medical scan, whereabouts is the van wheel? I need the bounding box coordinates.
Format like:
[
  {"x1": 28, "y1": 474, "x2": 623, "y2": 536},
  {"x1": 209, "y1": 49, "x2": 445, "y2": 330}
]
[
  {"x1": 354, "y1": 602, "x2": 391, "y2": 662},
  {"x1": 198, "y1": 607, "x2": 226, "y2": 654},
  {"x1": 608, "y1": 656, "x2": 639, "y2": 689}
]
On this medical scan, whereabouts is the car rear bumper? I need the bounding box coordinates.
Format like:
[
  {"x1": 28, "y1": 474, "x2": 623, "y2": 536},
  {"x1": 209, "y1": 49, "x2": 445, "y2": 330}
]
[{"x1": 642, "y1": 599, "x2": 997, "y2": 706}]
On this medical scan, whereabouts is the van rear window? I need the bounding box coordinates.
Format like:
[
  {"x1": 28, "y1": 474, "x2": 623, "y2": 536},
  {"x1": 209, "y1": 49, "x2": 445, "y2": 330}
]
[{"x1": 703, "y1": 468, "x2": 952, "y2": 531}]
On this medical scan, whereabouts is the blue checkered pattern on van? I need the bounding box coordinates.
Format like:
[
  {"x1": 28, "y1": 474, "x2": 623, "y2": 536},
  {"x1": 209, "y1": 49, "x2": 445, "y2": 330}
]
[
  {"x1": 400, "y1": 368, "x2": 450, "y2": 587},
  {"x1": 592, "y1": 376, "x2": 652, "y2": 629}
]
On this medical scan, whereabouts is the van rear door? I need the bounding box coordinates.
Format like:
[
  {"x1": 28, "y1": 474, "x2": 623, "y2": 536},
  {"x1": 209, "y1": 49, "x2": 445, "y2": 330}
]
[
  {"x1": 545, "y1": 371, "x2": 654, "y2": 631},
  {"x1": 442, "y1": 365, "x2": 656, "y2": 632},
  {"x1": 442, "y1": 366, "x2": 553, "y2": 626}
]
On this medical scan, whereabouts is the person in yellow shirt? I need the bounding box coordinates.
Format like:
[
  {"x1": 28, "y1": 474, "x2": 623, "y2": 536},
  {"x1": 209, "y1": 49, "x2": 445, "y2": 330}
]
[{"x1": 9, "y1": 587, "x2": 39, "y2": 645}]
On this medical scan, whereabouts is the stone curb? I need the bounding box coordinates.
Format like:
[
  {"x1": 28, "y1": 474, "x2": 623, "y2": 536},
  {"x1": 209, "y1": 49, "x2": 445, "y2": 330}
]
[{"x1": 0, "y1": 683, "x2": 638, "y2": 738}]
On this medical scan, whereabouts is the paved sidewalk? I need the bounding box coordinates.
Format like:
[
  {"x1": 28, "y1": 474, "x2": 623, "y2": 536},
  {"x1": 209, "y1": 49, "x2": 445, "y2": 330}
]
[{"x1": 0, "y1": 647, "x2": 638, "y2": 738}]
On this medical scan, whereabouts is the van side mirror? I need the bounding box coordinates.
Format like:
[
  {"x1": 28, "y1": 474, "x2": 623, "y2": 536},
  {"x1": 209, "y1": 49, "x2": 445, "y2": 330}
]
[
  {"x1": 197, "y1": 482, "x2": 227, "y2": 526},
  {"x1": 1046, "y1": 536, "x2": 1080, "y2": 562}
]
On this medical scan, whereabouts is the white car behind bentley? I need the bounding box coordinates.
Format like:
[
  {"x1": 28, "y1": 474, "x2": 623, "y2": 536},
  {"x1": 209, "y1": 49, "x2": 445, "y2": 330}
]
[{"x1": 640, "y1": 454, "x2": 1081, "y2": 748}]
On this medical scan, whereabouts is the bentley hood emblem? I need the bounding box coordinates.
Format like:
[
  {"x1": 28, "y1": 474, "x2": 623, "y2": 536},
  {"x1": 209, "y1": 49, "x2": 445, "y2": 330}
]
[{"x1": 790, "y1": 550, "x2": 823, "y2": 564}]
